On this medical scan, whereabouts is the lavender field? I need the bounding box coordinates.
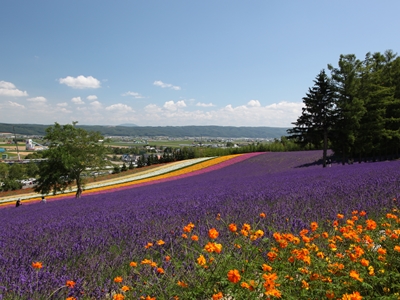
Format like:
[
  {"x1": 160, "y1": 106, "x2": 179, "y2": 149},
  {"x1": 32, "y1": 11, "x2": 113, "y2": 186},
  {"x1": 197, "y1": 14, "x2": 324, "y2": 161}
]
[{"x1": 1, "y1": 151, "x2": 400, "y2": 299}]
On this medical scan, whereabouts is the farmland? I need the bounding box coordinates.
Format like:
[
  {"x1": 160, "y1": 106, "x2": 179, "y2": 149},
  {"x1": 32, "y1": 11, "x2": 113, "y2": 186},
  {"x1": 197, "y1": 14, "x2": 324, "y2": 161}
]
[{"x1": 0, "y1": 151, "x2": 399, "y2": 299}]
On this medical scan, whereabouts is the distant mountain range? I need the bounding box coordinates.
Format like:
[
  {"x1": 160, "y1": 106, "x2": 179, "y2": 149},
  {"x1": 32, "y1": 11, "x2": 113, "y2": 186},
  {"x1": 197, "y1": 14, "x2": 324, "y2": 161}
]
[{"x1": 0, "y1": 123, "x2": 290, "y2": 139}]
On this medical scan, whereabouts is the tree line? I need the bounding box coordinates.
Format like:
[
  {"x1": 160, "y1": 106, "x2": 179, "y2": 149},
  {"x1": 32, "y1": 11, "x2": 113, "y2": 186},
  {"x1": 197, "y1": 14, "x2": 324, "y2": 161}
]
[{"x1": 287, "y1": 50, "x2": 400, "y2": 166}]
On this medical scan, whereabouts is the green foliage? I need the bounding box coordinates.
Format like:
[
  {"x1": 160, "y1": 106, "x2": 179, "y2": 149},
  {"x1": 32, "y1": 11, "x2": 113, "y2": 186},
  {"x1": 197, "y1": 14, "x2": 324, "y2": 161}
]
[{"x1": 34, "y1": 122, "x2": 109, "y2": 198}]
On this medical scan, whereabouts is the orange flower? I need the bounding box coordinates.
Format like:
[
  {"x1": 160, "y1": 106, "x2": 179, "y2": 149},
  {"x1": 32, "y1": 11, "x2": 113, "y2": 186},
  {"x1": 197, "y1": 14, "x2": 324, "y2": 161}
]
[
  {"x1": 181, "y1": 234, "x2": 188, "y2": 239},
  {"x1": 310, "y1": 222, "x2": 318, "y2": 232},
  {"x1": 242, "y1": 223, "x2": 251, "y2": 231},
  {"x1": 113, "y1": 294, "x2": 125, "y2": 300},
  {"x1": 349, "y1": 270, "x2": 363, "y2": 282},
  {"x1": 191, "y1": 235, "x2": 199, "y2": 241},
  {"x1": 183, "y1": 222, "x2": 195, "y2": 232},
  {"x1": 260, "y1": 212, "x2": 266, "y2": 218},
  {"x1": 341, "y1": 291, "x2": 362, "y2": 300},
  {"x1": 121, "y1": 285, "x2": 130, "y2": 292},
  {"x1": 227, "y1": 269, "x2": 241, "y2": 283},
  {"x1": 216, "y1": 213, "x2": 221, "y2": 220},
  {"x1": 66, "y1": 298, "x2": 77, "y2": 300},
  {"x1": 114, "y1": 276, "x2": 123, "y2": 283},
  {"x1": 326, "y1": 291, "x2": 335, "y2": 299},
  {"x1": 228, "y1": 223, "x2": 237, "y2": 232},
  {"x1": 365, "y1": 219, "x2": 377, "y2": 230},
  {"x1": 197, "y1": 255, "x2": 207, "y2": 266},
  {"x1": 360, "y1": 258, "x2": 369, "y2": 266},
  {"x1": 212, "y1": 292, "x2": 223, "y2": 300},
  {"x1": 145, "y1": 242, "x2": 153, "y2": 249},
  {"x1": 66, "y1": 280, "x2": 75, "y2": 288},
  {"x1": 337, "y1": 213, "x2": 344, "y2": 219},
  {"x1": 32, "y1": 262, "x2": 43, "y2": 269},
  {"x1": 177, "y1": 280, "x2": 188, "y2": 288},
  {"x1": 267, "y1": 251, "x2": 278, "y2": 262},
  {"x1": 156, "y1": 267, "x2": 165, "y2": 274},
  {"x1": 165, "y1": 255, "x2": 171, "y2": 262},
  {"x1": 156, "y1": 240, "x2": 165, "y2": 246},
  {"x1": 208, "y1": 228, "x2": 219, "y2": 239},
  {"x1": 301, "y1": 280, "x2": 309, "y2": 289},
  {"x1": 130, "y1": 261, "x2": 137, "y2": 267},
  {"x1": 359, "y1": 211, "x2": 367, "y2": 217},
  {"x1": 394, "y1": 245, "x2": 400, "y2": 252},
  {"x1": 262, "y1": 264, "x2": 272, "y2": 272}
]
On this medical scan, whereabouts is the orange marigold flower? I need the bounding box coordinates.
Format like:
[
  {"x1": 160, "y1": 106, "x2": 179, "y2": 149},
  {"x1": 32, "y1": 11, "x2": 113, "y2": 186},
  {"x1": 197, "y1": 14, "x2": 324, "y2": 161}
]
[
  {"x1": 181, "y1": 234, "x2": 188, "y2": 239},
  {"x1": 227, "y1": 269, "x2": 241, "y2": 283},
  {"x1": 141, "y1": 259, "x2": 152, "y2": 265},
  {"x1": 114, "y1": 276, "x2": 123, "y2": 283},
  {"x1": 267, "y1": 251, "x2": 278, "y2": 262},
  {"x1": 150, "y1": 261, "x2": 157, "y2": 267},
  {"x1": 212, "y1": 292, "x2": 223, "y2": 300},
  {"x1": 145, "y1": 242, "x2": 153, "y2": 249},
  {"x1": 342, "y1": 291, "x2": 362, "y2": 300},
  {"x1": 365, "y1": 219, "x2": 377, "y2": 230},
  {"x1": 240, "y1": 229, "x2": 249, "y2": 236},
  {"x1": 260, "y1": 212, "x2": 266, "y2": 218},
  {"x1": 228, "y1": 223, "x2": 237, "y2": 232},
  {"x1": 113, "y1": 294, "x2": 125, "y2": 300},
  {"x1": 140, "y1": 296, "x2": 156, "y2": 300},
  {"x1": 66, "y1": 280, "x2": 75, "y2": 288},
  {"x1": 394, "y1": 245, "x2": 400, "y2": 252},
  {"x1": 337, "y1": 213, "x2": 344, "y2": 219},
  {"x1": 32, "y1": 262, "x2": 43, "y2": 269},
  {"x1": 191, "y1": 235, "x2": 199, "y2": 241},
  {"x1": 349, "y1": 270, "x2": 363, "y2": 282},
  {"x1": 177, "y1": 280, "x2": 188, "y2": 288},
  {"x1": 66, "y1": 297, "x2": 77, "y2": 300},
  {"x1": 262, "y1": 264, "x2": 272, "y2": 272},
  {"x1": 216, "y1": 213, "x2": 221, "y2": 220},
  {"x1": 242, "y1": 223, "x2": 251, "y2": 231},
  {"x1": 360, "y1": 258, "x2": 369, "y2": 267},
  {"x1": 197, "y1": 255, "x2": 207, "y2": 266},
  {"x1": 208, "y1": 228, "x2": 219, "y2": 239},
  {"x1": 310, "y1": 222, "x2": 318, "y2": 232},
  {"x1": 301, "y1": 280, "x2": 309, "y2": 289},
  {"x1": 156, "y1": 240, "x2": 165, "y2": 246},
  {"x1": 130, "y1": 261, "x2": 137, "y2": 267},
  {"x1": 156, "y1": 267, "x2": 165, "y2": 274},
  {"x1": 255, "y1": 229, "x2": 264, "y2": 237},
  {"x1": 165, "y1": 255, "x2": 171, "y2": 262},
  {"x1": 322, "y1": 232, "x2": 329, "y2": 238},
  {"x1": 359, "y1": 211, "x2": 367, "y2": 216},
  {"x1": 121, "y1": 285, "x2": 130, "y2": 292},
  {"x1": 326, "y1": 291, "x2": 335, "y2": 299}
]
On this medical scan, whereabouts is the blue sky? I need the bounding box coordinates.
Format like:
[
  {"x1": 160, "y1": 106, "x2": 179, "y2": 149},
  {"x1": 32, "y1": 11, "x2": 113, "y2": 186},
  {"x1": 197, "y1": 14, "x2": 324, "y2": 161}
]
[{"x1": 1, "y1": 1, "x2": 399, "y2": 127}]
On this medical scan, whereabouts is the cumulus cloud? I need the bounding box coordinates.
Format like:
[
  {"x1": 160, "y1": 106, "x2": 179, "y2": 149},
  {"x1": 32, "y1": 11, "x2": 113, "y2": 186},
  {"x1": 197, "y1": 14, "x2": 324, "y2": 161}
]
[
  {"x1": 27, "y1": 96, "x2": 47, "y2": 103},
  {"x1": 86, "y1": 95, "x2": 98, "y2": 101},
  {"x1": 163, "y1": 100, "x2": 186, "y2": 111},
  {"x1": 8, "y1": 101, "x2": 25, "y2": 108},
  {"x1": 57, "y1": 102, "x2": 68, "y2": 107},
  {"x1": 59, "y1": 75, "x2": 101, "y2": 89},
  {"x1": 71, "y1": 97, "x2": 84, "y2": 105},
  {"x1": 90, "y1": 101, "x2": 102, "y2": 109},
  {"x1": 247, "y1": 99, "x2": 261, "y2": 107},
  {"x1": 105, "y1": 103, "x2": 134, "y2": 112},
  {"x1": 153, "y1": 80, "x2": 181, "y2": 90},
  {"x1": 196, "y1": 102, "x2": 215, "y2": 107},
  {"x1": 122, "y1": 91, "x2": 144, "y2": 98},
  {"x1": 0, "y1": 81, "x2": 28, "y2": 97}
]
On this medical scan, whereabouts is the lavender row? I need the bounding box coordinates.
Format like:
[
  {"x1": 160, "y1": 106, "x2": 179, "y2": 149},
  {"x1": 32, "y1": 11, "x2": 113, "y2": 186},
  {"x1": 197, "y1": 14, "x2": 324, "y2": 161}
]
[{"x1": 0, "y1": 151, "x2": 399, "y2": 298}]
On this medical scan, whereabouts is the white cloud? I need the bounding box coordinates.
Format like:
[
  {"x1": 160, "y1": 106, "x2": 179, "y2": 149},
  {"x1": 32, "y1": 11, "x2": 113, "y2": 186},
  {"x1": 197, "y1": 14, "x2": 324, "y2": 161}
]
[
  {"x1": 8, "y1": 101, "x2": 25, "y2": 108},
  {"x1": 122, "y1": 91, "x2": 144, "y2": 98},
  {"x1": 71, "y1": 97, "x2": 84, "y2": 105},
  {"x1": 27, "y1": 96, "x2": 47, "y2": 103},
  {"x1": 57, "y1": 102, "x2": 68, "y2": 107},
  {"x1": 196, "y1": 102, "x2": 215, "y2": 107},
  {"x1": 153, "y1": 80, "x2": 181, "y2": 90},
  {"x1": 247, "y1": 99, "x2": 261, "y2": 107},
  {"x1": 59, "y1": 75, "x2": 101, "y2": 89},
  {"x1": 163, "y1": 100, "x2": 186, "y2": 111},
  {"x1": 87, "y1": 95, "x2": 98, "y2": 101},
  {"x1": 0, "y1": 81, "x2": 28, "y2": 97},
  {"x1": 144, "y1": 104, "x2": 162, "y2": 113},
  {"x1": 90, "y1": 101, "x2": 103, "y2": 109},
  {"x1": 105, "y1": 103, "x2": 134, "y2": 112}
]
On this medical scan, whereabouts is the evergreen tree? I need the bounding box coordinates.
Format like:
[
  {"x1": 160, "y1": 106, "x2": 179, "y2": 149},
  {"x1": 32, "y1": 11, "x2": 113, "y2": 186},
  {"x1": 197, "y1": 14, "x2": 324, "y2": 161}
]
[{"x1": 287, "y1": 70, "x2": 336, "y2": 166}]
